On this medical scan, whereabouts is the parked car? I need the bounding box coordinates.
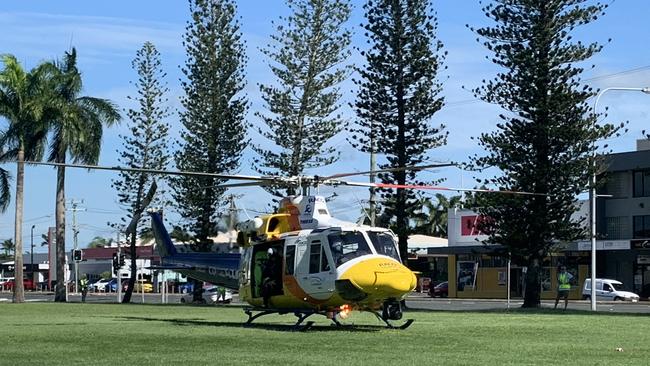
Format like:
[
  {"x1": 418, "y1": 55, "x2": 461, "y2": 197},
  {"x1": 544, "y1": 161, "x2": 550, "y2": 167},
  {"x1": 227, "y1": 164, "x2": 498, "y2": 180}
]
[
  {"x1": 133, "y1": 282, "x2": 153, "y2": 293},
  {"x1": 180, "y1": 286, "x2": 232, "y2": 304},
  {"x1": 0, "y1": 277, "x2": 14, "y2": 290},
  {"x1": 582, "y1": 279, "x2": 639, "y2": 302},
  {"x1": 179, "y1": 282, "x2": 194, "y2": 294},
  {"x1": 90, "y1": 278, "x2": 112, "y2": 292},
  {"x1": 4, "y1": 278, "x2": 35, "y2": 290},
  {"x1": 105, "y1": 278, "x2": 119, "y2": 292},
  {"x1": 428, "y1": 281, "x2": 448, "y2": 298}
]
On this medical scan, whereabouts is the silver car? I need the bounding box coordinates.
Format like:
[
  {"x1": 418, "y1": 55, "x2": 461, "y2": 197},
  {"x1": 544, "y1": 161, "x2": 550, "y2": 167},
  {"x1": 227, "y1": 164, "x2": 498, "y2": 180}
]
[{"x1": 180, "y1": 286, "x2": 233, "y2": 304}]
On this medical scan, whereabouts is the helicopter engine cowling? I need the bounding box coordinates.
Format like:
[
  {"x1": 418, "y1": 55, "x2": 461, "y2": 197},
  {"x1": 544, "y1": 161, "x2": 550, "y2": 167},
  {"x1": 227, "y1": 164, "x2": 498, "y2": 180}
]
[{"x1": 239, "y1": 217, "x2": 263, "y2": 232}]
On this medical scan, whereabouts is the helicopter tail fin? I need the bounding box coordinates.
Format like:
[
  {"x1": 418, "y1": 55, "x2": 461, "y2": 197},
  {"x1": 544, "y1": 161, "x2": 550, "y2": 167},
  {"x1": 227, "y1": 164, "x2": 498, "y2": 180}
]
[{"x1": 149, "y1": 211, "x2": 177, "y2": 257}]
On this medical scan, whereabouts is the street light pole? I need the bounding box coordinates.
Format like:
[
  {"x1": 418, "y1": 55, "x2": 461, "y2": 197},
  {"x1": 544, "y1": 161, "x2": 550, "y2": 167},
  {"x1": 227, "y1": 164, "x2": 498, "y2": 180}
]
[
  {"x1": 590, "y1": 87, "x2": 650, "y2": 311},
  {"x1": 30, "y1": 225, "x2": 35, "y2": 286}
]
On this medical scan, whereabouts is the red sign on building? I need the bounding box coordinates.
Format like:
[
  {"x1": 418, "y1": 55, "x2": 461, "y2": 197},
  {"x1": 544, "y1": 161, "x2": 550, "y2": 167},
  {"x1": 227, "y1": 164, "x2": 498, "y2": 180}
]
[{"x1": 460, "y1": 215, "x2": 486, "y2": 237}]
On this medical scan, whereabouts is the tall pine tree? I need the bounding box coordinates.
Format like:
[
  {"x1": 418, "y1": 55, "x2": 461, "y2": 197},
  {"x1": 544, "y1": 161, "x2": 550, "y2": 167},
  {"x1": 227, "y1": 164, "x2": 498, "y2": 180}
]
[
  {"x1": 112, "y1": 42, "x2": 171, "y2": 303},
  {"x1": 351, "y1": 0, "x2": 447, "y2": 261},
  {"x1": 172, "y1": 0, "x2": 248, "y2": 249},
  {"x1": 469, "y1": 0, "x2": 618, "y2": 307},
  {"x1": 253, "y1": 0, "x2": 352, "y2": 196}
]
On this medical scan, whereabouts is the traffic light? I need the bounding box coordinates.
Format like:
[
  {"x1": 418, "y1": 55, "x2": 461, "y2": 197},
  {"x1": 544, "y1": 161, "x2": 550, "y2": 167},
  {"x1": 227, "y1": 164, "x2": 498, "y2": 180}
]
[
  {"x1": 119, "y1": 253, "x2": 126, "y2": 267},
  {"x1": 112, "y1": 253, "x2": 119, "y2": 273},
  {"x1": 73, "y1": 249, "x2": 82, "y2": 262}
]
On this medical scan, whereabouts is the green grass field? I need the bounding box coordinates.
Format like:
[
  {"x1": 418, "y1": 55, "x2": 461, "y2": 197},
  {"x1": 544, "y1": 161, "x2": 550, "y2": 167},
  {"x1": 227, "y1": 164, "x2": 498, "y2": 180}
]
[{"x1": 1, "y1": 303, "x2": 649, "y2": 365}]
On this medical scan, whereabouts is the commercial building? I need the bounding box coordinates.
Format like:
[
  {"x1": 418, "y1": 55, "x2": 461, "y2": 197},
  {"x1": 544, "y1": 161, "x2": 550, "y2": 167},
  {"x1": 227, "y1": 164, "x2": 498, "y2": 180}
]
[
  {"x1": 425, "y1": 144, "x2": 650, "y2": 300},
  {"x1": 589, "y1": 144, "x2": 650, "y2": 298}
]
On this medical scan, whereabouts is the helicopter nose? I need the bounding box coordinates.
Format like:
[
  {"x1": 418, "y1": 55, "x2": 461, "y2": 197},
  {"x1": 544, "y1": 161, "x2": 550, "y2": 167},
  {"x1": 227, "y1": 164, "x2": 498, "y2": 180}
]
[{"x1": 339, "y1": 258, "x2": 416, "y2": 299}]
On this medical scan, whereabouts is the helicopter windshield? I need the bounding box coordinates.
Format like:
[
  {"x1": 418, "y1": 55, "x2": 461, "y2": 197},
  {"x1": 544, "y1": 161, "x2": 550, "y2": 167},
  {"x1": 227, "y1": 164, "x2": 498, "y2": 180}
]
[
  {"x1": 367, "y1": 231, "x2": 400, "y2": 261},
  {"x1": 327, "y1": 231, "x2": 372, "y2": 267}
]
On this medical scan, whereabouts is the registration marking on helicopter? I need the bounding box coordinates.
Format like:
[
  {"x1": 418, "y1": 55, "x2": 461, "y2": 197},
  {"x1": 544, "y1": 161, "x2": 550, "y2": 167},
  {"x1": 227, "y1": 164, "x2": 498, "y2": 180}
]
[{"x1": 207, "y1": 266, "x2": 238, "y2": 280}]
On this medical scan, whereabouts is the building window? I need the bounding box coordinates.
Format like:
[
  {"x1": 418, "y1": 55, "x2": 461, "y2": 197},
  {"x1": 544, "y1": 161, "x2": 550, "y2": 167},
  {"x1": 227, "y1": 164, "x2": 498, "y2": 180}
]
[
  {"x1": 633, "y1": 215, "x2": 650, "y2": 238},
  {"x1": 606, "y1": 216, "x2": 627, "y2": 240},
  {"x1": 633, "y1": 170, "x2": 650, "y2": 197}
]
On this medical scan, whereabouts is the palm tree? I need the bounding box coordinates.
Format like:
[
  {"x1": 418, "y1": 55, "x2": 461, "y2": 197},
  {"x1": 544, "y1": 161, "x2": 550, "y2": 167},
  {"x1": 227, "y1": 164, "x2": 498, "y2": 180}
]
[
  {"x1": 0, "y1": 55, "x2": 54, "y2": 303},
  {"x1": 0, "y1": 166, "x2": 9, "y2": 212},
  {"x1": 413, "y1": 194, "x2": 462, "y2": 238},
  {"x1": 1, "y1": 238, "x2": 14, "y2": 258},
  {"x1": 87, "y1": 236, "x2": 113, "y2": 248},
  {"x1": 49, "y1": 48, "x2": 120, "y2": 302}
]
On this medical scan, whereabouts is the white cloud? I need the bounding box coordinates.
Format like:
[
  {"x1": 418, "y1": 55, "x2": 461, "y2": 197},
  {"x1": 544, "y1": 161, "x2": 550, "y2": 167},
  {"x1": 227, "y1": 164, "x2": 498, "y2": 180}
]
[{"x1": 0, "y1": 12, "x2": 184, "y2": 65}]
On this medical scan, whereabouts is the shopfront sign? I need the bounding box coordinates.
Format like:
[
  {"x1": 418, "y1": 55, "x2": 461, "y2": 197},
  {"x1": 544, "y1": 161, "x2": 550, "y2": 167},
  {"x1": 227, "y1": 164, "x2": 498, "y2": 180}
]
[
  {"x1": 632, "y1": 240, "x2": 650, "y2": 250},
  {"x1": 637, "y1": 255, "x2": 650, "y2": 264},
  {"x1": 577, "y1": 240, "x2": 630, "y2": 251}
]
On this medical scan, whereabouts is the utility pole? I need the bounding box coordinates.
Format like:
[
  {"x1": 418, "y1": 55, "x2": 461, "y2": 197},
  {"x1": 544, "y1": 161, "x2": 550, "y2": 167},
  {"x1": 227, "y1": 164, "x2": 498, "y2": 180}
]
[
  {"x1": 67, "y1": 199, "x2": 85, "y2": 294},
  {"x1": 224, "y1": 195, "x2": 242, "y2": 251},
  {"x1": 227, "y1": 195, "x2": 236, "y2": 249},
  {"x1": 116, "y1": 229, "x2": 122, "y2": 303},
  {"x1": 31, "y1": 225, "x2": 35, "y2": 286},
  {"x1": 369, "y1": 125, "x2": 377, "y2": 227}
]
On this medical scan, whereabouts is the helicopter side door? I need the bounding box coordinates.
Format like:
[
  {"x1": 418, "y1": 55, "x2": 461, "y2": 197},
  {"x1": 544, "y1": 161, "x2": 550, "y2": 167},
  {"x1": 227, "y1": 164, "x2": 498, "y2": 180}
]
[{"x1": 294, "y1": 234, "x2": 336, "y2": 300}]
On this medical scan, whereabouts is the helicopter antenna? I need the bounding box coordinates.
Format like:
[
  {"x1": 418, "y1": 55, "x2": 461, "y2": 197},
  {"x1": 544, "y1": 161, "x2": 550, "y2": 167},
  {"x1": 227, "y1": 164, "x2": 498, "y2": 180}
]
[
  {"x1": 238, "y1": 202, "x2": 253, "y2": 220},
  {"x1": 460, "y1": 170, "x2": 465, "y2": 208},
  {"x1": 351, "y1": 192, "x2": 372, "y2": 225}
]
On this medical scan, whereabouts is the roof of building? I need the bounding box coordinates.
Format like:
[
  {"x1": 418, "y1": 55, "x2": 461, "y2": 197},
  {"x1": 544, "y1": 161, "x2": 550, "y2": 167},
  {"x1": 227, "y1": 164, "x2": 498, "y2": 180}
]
[
  {"x1": 603, "y1": 149, "x2": 650, "y2": 173},
  {"x1": 426, "y1": 244, "x2": 505, "y2": 255},
  {"x1": 82, "y1": 246, "x2": 158, "y2": 260},
  {"x1": 407, "y1": 234, "x2": 448, "y2": 255}
]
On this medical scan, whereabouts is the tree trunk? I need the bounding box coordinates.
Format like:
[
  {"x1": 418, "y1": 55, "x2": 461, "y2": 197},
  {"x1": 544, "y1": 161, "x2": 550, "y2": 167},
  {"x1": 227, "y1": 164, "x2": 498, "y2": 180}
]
[
  {"x1": 12, "y1": 147, "x2": 25, "y2": 303},
  {"x1": 522, "y1": 257, "x2": 541, "y2": 308},
  {"x1": 54, "y1": 158, "x2": 67, "y2": 302},
  {"x1": 394, "y1": 11, "x2": 408, "y2": 264},
  {"x1": 122, "y1": 230, "x2": 138, "y2": 303}
]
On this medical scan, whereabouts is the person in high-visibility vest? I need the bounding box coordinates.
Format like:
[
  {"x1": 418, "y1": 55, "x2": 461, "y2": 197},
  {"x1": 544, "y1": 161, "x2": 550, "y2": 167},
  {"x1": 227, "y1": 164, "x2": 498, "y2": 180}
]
[
  {"x1": 554, "y1": 265, "x2": 573, "y2": 310},
  {"x1": 80, "y1": 275, "x2": 89, "y2": 303}
]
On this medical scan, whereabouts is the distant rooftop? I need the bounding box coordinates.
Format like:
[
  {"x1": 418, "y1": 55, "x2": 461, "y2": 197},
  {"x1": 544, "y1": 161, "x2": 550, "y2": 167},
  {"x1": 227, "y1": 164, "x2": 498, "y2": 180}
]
[{"x1": 604, "y1": 147, "x2": 650, "y2": 173}]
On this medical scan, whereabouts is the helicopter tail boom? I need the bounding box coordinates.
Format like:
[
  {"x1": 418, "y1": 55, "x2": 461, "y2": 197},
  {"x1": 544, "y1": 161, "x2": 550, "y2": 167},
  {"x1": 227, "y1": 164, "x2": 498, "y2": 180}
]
[
  {"x1": 150, "y1": 211, "x2": 178, "y2": 257},
  {"x1": 148, "y1": 211, "x2": 241, "y2": 290}
]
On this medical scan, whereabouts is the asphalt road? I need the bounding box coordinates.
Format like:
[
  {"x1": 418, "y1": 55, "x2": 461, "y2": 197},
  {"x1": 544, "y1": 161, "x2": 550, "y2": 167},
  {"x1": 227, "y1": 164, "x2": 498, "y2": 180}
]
[
  {"x1": 0, "y1": 291, "x2": 200, "y2": 304},
  {"x1": 2, "y1": 291, "x2": 650, "y2": 313},
  {"x1": 406, "y1": 293, "x2": 650, "y2": 313}
]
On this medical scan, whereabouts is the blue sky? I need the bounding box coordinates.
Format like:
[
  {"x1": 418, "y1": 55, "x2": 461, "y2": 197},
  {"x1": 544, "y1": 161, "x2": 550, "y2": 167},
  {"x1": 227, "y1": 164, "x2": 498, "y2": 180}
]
[{"x1": 1, "y1": 0, "x2": 649, "y2": 251}]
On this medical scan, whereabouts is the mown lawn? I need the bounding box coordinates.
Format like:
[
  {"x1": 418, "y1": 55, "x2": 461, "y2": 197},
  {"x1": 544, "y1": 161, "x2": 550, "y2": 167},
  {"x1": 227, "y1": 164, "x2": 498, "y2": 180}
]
[{"x1": 0, "y1": 303, "x2": 648, "y2": 365}]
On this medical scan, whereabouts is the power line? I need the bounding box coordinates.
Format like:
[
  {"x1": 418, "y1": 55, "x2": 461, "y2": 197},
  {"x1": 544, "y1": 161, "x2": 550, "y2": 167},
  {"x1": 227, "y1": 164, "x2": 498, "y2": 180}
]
[{"x1": 445, "y1": 64, "x2": 650, "y2": 109}]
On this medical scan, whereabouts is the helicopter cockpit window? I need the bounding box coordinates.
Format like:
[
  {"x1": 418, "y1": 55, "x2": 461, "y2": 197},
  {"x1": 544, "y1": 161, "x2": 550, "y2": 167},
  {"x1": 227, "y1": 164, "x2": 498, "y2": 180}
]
[
  {"x1": 321, "y1": 245, "x2": 330, "y2": 272},
  {"x1": 285, "y1": 245, "x2": 296, "y2": 275},
  {"x1": 367, "y1": 231, "x2": 400, "y2": 261},
  {"x1": 309, "y1": 241, "x2": 322, "y2": 274},
  {"x1": 327, "y1": 231, "x2": 372, "y2": 267}
]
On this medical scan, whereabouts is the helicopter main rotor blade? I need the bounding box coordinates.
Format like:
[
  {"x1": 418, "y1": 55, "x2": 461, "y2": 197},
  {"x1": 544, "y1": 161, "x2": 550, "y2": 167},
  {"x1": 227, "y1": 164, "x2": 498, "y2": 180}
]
[
  {"x1": 321, "y1": 163, "x2": 457, "y2": 180},
  {"x1": 23, "y1": 161, "x2": 278, "y2": 182},
  {"x1": 338, "y1": 181, "x2": 545, "y2": 196},
  {"x1": 213, "y1": 181, "x2": 277, "y2": 189}
]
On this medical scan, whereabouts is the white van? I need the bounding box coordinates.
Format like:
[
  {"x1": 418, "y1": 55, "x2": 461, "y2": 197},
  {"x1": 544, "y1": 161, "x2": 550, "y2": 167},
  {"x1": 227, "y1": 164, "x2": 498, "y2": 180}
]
[{"x1": 582, "y1": 279, "x2": 639, "y2": 302}]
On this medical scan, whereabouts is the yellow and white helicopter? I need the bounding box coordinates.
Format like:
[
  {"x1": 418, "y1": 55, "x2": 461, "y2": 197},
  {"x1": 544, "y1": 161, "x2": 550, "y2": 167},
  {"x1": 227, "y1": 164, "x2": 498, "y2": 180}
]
[
  {"x1": 150, "y1": 193, "x2": 416, "y2": 329},
  {"x1": 31, "y1": 161, "x2": 537, "y2": 330}
]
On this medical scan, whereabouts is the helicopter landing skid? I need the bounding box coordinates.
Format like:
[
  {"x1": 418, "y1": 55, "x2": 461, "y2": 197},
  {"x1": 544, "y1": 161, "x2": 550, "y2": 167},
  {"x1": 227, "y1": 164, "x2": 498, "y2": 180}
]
[
  {"x1": 243, "y1": 307, "x2": 317, "y2": 331},
  {"x1": 243, "y1": 307, "x2": 413, "y2": 330},
  {"x1": 372, "y1": 312, "x2": 415, "y2": 330}
]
